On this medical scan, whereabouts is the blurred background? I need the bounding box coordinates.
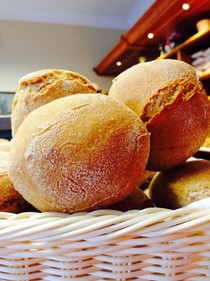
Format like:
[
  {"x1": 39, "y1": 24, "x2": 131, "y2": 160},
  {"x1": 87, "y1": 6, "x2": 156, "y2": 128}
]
[{"x1": 0, "y1": 0, "x2": 154, "y2": 93}]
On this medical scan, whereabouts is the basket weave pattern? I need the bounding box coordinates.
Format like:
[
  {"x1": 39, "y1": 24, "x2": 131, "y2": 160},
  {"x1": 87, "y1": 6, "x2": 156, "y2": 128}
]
[{"x1": 0, "y1": 208, "x2": 210, "y2": 280}]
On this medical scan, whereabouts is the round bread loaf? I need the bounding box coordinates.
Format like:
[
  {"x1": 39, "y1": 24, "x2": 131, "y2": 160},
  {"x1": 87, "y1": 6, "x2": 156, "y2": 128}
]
[
  {"x1": 109, "y1": 59, "x2": 210, "y2": 171},
  {"x1": 0, "y1": 151, "x2": 34, "y2": 213},
  {"x1": 11, "y1": 69, "x2": 96, "y2": 136},
  {"x1": 9, "y1": 94, "x2": 150, "y2": 213},
  {"x1": 149, "y1": 160, "x2": 210, "y2": 209}
]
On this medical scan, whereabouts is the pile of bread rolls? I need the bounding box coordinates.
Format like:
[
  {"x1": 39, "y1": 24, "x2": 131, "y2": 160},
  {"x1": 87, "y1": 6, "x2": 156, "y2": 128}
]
[{"x1": 1, "y1": 59, "x2": 210, "y2": 213}]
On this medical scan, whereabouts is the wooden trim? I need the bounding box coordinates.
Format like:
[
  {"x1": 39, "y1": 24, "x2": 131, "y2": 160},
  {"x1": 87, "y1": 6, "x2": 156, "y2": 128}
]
[{"x1": 93, "y1": 0, "x2": 210, "y2": 76}]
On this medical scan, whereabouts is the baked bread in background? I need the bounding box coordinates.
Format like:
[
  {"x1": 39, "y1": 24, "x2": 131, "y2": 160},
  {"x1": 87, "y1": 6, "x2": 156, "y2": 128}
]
[
  {"x1": 11, "y1": 69, "x2": 96, "y2": 136},
  {"x1": 109, "y1": 59, "x2": 210, "y2": 171},
  {"x1": 0, "y1": 151, "x2": 34, "y2": 213},
  {"x1": 149, "y1": 160, "x2": 210, "y2": 209},
  {"x1": 9, "y1": 94, "x2": 150, "y2": 213}
]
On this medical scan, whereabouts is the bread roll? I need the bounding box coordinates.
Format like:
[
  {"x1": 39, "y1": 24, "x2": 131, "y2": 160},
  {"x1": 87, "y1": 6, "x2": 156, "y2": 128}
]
[
  {"x1": 109, "y1": 59, "x2": 210, "y2": 171},
  {"x1": 11, "y1": 69, "x2": 96, "y2": 136},
  {"x1": 9, "y1": 94, "x2": 150, "y2": 213},
  {"x1": 149, "y1": 160, "x2": 210, "y2": 209},
  {"x1": 0, "y1": 151, "x2": 33, "y2": 213}
]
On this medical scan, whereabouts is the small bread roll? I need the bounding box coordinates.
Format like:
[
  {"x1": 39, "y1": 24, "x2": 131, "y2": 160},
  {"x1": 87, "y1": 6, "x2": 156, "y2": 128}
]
[
  {"x1": 109, "y1": 59, "x2": 210, "y2": 171},
  {"x1": 149, "y1": 160, "x2": 210, "y2": 209},
  {"x1": 9, "y1": 94, "x2": 150, "y2": 213},
  {"x1": 110, "y1": 187, "x2": 153, "y2": 211},
  {"x1": 0, "y1": 151, "x2": 33, "y2": 213},
  {"x1": 11, "y1": 69, "x2": 96, "y2": 136}
]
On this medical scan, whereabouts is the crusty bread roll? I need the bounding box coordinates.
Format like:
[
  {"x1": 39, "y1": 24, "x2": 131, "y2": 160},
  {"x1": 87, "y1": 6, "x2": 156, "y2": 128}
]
[
  {"x1": 0, "y1": 151, "x2": 34, "y2": 213},
  {"x1": 11, "y1": 69, "x2": 96, "y2": 136},
  {"x1": 9, "y1": 94, "x2": 150, "y2": 213},
  {"x1": 149, "y1": 160, "x2": 210, "y2": 209},
  {"x1": 109, "y1": 59, "x2": 210, "y2": 171}
]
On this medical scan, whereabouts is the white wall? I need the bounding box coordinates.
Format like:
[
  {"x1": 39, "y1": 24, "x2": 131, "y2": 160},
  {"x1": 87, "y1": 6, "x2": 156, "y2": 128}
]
[{"x1": 0, "y1": 20, "x2": 124, "y2": 92}]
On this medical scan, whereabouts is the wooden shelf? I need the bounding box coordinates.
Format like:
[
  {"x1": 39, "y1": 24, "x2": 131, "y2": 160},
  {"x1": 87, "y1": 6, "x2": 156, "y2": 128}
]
[
  {"x1": 157, "y1": 30, "x2": 210, "y2": 61},
  {"x1": 156, "y1": 29, "x2": 210, "y2": 93},
  {"x1": 93, "y1": 0, "x2": 210, "y2": 76}
]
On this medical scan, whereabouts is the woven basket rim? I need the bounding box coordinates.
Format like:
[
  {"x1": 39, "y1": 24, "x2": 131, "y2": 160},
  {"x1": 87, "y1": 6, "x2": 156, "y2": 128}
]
[{"x1": 1, "y1": 207, "x2": 210, "y2": 280}]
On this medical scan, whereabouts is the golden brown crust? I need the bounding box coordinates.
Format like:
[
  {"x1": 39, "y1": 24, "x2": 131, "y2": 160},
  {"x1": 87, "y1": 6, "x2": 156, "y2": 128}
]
[
  {"x1": 109, "y1": 59, "x2": 210, "y2": 171},
  {"x1": 11, "y1": 69, "x2": 96, "y2": 136},
  {"x1": 9, "y1": 94, "x2": 150, "y2": 213},
  {"x1": 109, "y1": 59, "x2": 201, "y2": 116},
  {"x1": 0, "y1": 151, "x2": 34, "y2": 213},
  {"x1": 146, "y1": 90, "x2": 210, "y2": 170},
  {"x1": 149, "y1": 160, "x2": 210, "y2": 209}
]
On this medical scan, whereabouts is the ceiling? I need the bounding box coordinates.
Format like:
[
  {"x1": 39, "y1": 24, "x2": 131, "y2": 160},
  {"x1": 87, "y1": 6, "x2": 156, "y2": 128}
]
[{"x1": 0, "y1": 0, "x2": 154, "y2": 30}]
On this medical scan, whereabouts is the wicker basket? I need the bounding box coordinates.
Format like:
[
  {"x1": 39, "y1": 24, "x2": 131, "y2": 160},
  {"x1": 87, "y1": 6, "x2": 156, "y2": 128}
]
[{"x1": 1, "y1": 207, "x2": 210, "y2": 281}]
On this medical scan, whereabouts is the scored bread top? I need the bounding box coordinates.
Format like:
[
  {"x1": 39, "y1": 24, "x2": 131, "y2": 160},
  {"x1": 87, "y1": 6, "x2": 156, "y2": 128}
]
[
  {"x1": 11, "y1": 69, "x2": 97, "y2": 136},
  {"x1": 109, "y1": 59, "x2": 210, "y2": 170},
  {"x1": 18, "y1": 69, "x2": 96, "y2": 92},
  {"x1": 110, "y1": 59, "x2": 204, "y2": 119}
]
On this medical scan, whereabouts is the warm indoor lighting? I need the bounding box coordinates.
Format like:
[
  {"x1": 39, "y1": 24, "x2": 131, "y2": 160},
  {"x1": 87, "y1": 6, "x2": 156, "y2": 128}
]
[
  {"x1": 182, "y1": 3, "x2": 190, "y2": 10},
  {"x1": 116, "y1": 61, "x2": 122, "y2": 66},
  {"x1": 147, "y1": 33, "x2": 154, "y2": 39}
]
